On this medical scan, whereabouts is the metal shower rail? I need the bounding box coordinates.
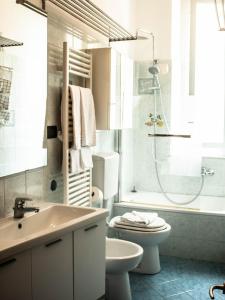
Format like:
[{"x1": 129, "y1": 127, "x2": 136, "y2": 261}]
[{"x1": 47, "y1": 0, "x2": 136, "y2": 42}]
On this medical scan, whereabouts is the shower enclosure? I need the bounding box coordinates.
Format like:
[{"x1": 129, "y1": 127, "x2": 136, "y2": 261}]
[
  {"x1": 119, "y1": 0, "x2": 225, "y2": 209},
  {"x1": 116, "y1": 58, "x2": 225, "y2": 264},
  {"x1": 118, "y1": 57, "x2": 225, "y2": 209}
]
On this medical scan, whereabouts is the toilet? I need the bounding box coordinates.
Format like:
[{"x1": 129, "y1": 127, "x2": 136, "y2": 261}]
[
  {"x1": 93, "y1": 153, "x2": 143, "y2": 298},
  {"x1": 92, "y1": 152, "x2": 171, "y2": 276},
  {"x1": 109, "y1": 218, "x2": 171, "y2": 274},
  {"x1": 105, "y1": 238, "x2": 143, "y2": 300}
]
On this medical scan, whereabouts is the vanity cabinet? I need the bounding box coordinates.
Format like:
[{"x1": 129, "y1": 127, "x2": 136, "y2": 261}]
[
  {"x1": 0, "y1": 250, "x2": 32, "y2": 300},
  {"x1": 90, "y1": 48, "x2": 133, "y2": 130},
  {"x1": 32, "y1": 232, "x2": 73, "y2": 300},
  {"x1": 74, "y1": 219, "x2": 106, "y2": 300},
  {"x1": 0, "y1": 218, "x2": 106, "y2": 300}
]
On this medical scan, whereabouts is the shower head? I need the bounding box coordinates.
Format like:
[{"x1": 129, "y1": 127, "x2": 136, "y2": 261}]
[{"x1": 148, "y1": 65, "x2": 160, "y2": 75}]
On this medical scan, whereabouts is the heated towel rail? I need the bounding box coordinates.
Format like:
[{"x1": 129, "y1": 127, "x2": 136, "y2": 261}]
[{"x1": 62, "y1": 41, "x2": 92, "y2": 206}]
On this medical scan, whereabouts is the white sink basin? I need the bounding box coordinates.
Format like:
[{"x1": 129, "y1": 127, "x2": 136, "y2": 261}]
[
  {"x1": 0, "y1": 205, "x2": 96, "y2": 242},
  {"x1": 0, "y1": 204, "x2": 108, "y2": 259}
]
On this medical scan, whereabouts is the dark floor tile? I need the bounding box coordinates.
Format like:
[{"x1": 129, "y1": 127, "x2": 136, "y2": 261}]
[
  {"x1": 166, "y1": 292, "x2": 193, "y2": 299},
  {"x1": 129, "y1": 256, "x2": 225, "y2": 300},
  {"x1": 132, "y1": 288, "x2": 164, "y2": 300},
  {"x1": 154, "y1": 277, "x2": 194, "y2": 298}
]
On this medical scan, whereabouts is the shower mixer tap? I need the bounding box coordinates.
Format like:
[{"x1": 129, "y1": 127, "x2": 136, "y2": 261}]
[
  {"x1": 145, "y1": 113, "x2": 164, "y2": 127},
  {"x1": 201, "y1": 167, "x2": 215, "y2": 176}
]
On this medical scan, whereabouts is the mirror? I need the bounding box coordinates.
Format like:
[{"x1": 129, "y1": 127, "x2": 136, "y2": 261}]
[{"x1": 0, "y1": 0, "x2": 47, "y2": 177}]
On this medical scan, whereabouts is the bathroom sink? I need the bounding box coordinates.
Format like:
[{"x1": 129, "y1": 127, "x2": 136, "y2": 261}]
[
  {"x1": 0, "y1": 205, "x2": 96, "y2": 242},
  {"x1": 0, "y1": 204, "x2": 108, "y2": 259}
]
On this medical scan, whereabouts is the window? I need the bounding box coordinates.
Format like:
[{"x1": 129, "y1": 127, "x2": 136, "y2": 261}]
[{"x1": 171, "y1": 0, "x2": 225, "y2": 156}]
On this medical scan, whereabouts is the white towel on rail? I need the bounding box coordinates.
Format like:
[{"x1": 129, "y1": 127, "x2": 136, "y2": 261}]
[
  {"x1": 69, "y1": 85, "x2": 81, "y2": 150},
  {"x1": 81, "y1": 147, "x2": 93, "y2": 169},
  {"x1": 69, "y1": 149, "x2": 82, "y2": 174},
  {"x1": 80, "y1": 87, "x2": 96, "y2": 147}
]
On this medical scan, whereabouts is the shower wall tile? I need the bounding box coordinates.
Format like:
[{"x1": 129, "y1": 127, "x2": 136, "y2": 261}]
[
  {"x1": 195, "y1": 215, "x2": 225, "y2": 243},
  {"x1": 160, "y1": 237, "x2": 225, "y2": 263},
  {"x1": 160, "y1": 237, "x2": 197, "y2": 260},
  {"x1": 193, "y1": 239, "x2": 225, "y2": 263},
  {"x1": 161, "y1": 212, "x2": 198, "y2": 239}
]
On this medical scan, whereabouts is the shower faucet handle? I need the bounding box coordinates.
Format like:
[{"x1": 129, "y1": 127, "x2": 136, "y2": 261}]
[
  {"x1": 209, "y1": 282, "x2": 225, "y2": 299},
  {"x1": 201, "y1": 167, "x2": 215, "y2": 176}
]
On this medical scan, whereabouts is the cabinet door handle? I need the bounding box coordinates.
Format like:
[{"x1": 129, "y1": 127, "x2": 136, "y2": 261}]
[
  {"x1": 45, "y1": 238, "x2": 62, "y2": 247},
  {"x1": 84, "y1": 224, "x2": 98, "y2": 232},
  {"x1": 0, "y1": 258, "x2": 16, "y2": 268}
]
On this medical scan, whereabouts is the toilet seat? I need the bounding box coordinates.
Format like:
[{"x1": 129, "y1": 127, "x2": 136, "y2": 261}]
[{"x1": 111, "y1": 223, "x2": 168, "y2": 232}]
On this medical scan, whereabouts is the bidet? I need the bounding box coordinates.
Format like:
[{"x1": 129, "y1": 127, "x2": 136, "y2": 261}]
[{"x1": 106, "y1": 238, "x2": 143, "y2": 300}]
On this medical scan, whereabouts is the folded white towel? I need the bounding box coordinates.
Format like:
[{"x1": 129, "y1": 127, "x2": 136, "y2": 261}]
[
  {"x1": 69, "y1": 85, "x2": 81, "y2": 150},
  {"x1": 81, "y1": 147, "x2": 93, "y2": 169},
  {"x1": 69, "y1": 149, "x2": 82, "y2": 174},
  {"x1": 120, "y1": 211, "x2": 158, "y2": 225},
  {"x1": 120, "y1": 212, "x2": 149, "y2": 225},
  {"x1": 119, "y1": 217, "x2": 166, "y2": 229},
  {"x1": 80, "y1": 87, "x2": 96, "y2": 147},
  {"x1": 132, "y1": 211, "x2": 158, "y2": 224},
  {"x1": 109, "y1": 216, "x2": 167, "y2": 231}
]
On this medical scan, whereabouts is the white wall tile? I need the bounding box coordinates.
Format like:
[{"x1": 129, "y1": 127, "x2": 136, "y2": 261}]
[
  {"x1": 0, "y1": 179, "x2": 4, "y2": 217},
  {"x1": 26, "y1": 168, "x2": 44, "y2": 204}
]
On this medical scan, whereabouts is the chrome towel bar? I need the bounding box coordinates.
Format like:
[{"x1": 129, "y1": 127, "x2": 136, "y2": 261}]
[
  {"x1": 148, "y1": 134, "x2": 191, "y2": 138},
  {"x1": 47, "y1": 0, "x2": 136, "y2": 42}
]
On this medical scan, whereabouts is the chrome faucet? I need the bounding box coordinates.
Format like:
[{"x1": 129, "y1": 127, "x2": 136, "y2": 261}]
[
  {"x1": 209, "y1": 282, "x2": 225, "y2": 299},
  {"x1": 13, "y1": 197, "x2": 39, "y2": 219},
  {"x1": 201, "y1": 167, "x2": 215, "y2": 177}
]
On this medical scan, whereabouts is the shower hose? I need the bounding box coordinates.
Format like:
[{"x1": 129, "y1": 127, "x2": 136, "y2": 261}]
[{"x1": 152, "y1": 76, "x2": 205, "y2": 205}]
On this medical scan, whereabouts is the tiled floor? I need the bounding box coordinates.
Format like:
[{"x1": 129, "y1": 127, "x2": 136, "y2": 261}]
[{"x1": 130, "y1": 256, "x2": 225, "y2": 300}]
